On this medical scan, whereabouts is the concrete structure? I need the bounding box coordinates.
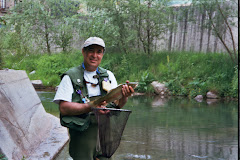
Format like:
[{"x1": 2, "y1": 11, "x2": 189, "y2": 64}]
[
  {"x1": 0, "y1": 69, "x2": 69, "y2": 160},
  {"x1": 0, "y1": 0, "x2": 15, "y2": 16}
]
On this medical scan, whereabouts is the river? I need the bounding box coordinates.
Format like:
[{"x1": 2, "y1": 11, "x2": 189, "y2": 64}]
[{"x1": 37, "y1": 91, "x2": 238, "y2": 160}]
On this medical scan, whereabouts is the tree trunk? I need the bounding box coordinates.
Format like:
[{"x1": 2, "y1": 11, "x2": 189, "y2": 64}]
[
  {"x1": 173, "y1": 12, "x2": 177, "y2": 52},
  {"x1": 178, "y1": 20, "x2": 182, "y2": 51},
  {"x1": 191, "y1": 8, "x2": 197, "y2": 52},
  {"x1": 199, "y1": 9, "x2": 206, "y2": 52},
  {"x1": 182, "y1": 8, "x2": 188, "y2": 51},
  {"x1": 197, "y1": 9, "x2": 202, "y2": 52},
  {"x1": 206, "y1": 25, "x2": 212, "y2": 53},
  {"x1": 44, "y1": 22, "x2": 51, "y2": 54},
  {"x1": 216, "y1": 0, "x2": 237, "y2": 60},
  {"x1": 147, "y1": 1, "x2": 151, "y2": 55},
  {"x1": 207, "y1": 8, "x2": 213, "y2": 53},
  {"x1": 214, "y1": 36, "x2": 218, "y2": 53},
  {"x1": 168, "y1": 10, "x2": 174, "y2": 52}
]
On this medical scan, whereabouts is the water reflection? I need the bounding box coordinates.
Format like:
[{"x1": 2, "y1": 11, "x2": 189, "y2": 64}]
[
  {"x1": 116, "y1": 96, "x2": 238, "y2": 160},
  {"x1": 37, "y1": 92, "x2": 238, "y2": 160}
]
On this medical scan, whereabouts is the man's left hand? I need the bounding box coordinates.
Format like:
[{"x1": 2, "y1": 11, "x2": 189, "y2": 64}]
[{"x1": 118, "y1": 80, "x2": 135, "y2": 108}]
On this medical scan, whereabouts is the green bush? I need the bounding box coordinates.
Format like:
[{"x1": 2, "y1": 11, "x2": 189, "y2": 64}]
[
  {"x1": 230, "y1": 65, "x2": 238, "y2": 97},
  {"x1": 136, "y1": 71, "x2": 155, "y2": 93},
  {"x1": 33, "y1": 53, "x2": 83, "y2": 86},
  {"x1": 2, "y1": 51, "x2": 237, "y2": 98}
]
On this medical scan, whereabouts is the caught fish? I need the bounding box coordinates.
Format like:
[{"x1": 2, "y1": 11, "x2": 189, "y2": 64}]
[{"x1": 89, "y1": 82, "x2": 138, "y2": 107}]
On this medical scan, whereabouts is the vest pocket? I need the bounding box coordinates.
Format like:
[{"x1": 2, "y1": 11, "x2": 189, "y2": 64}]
[{"x1": 61, "y1": 115, "x2": 90, "y2": 132}]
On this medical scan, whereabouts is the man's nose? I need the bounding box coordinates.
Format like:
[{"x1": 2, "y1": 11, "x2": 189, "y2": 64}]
[{"x1": 91, "y1": 52, "x2": 97, "y2": 57}]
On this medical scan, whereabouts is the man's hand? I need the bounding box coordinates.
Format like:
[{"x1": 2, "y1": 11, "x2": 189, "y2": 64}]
[
  {"x1": 96, "y1": 101, "x2": 110, "y2": 114},
  {"x1": 118, "y1": 80, "x2": 135, "y2": 108},
  {"x1": 122, "y1": 80, "x2": 134, "y2": 97}
]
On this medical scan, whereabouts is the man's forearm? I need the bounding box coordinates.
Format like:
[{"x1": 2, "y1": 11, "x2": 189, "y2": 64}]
[
  {"x1": 118, "y1": 97, "x2": 128, "y2": 108},
  {"x1": 59, "y1": 101, "x2": 91, "y2": 116}
]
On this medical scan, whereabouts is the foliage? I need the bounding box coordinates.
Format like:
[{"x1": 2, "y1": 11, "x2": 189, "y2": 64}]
[
  {"x1": 30, "y1": 52, "x2": 83, "y2": 85},
  {"x1": 0, "y1": 0, "x2": 237, "y2": 98},
  {"x1": 54, "y1": 20, "x2": 74, "y2": 52},
  {"x1": 230, "y1": 65, "x2": 238, "y2": 97},
  {"x1": 85, "y1": 0, "x2": 172, "y2": 55},
  {"x1": 0, "y1": 0, "x2": 237, "y2": 59},
  {"x1": 2, "y1": 0, "x2": 79, "y2": 55},
  {"x1": 3, "y1": 51, "x2": 83, "y2": 86},
  {"x1": 3, "y1": 51, "x2": 237, "y2": 98},
  {"x1": 136, "y1": 71, "x2": 155, "y2": 93},
  {"x1": 0, "y1": 153, "x2": 7, "y2": 160},
  {"x1": 191, "y1": 0, "x2": 238, "y2": 64}
]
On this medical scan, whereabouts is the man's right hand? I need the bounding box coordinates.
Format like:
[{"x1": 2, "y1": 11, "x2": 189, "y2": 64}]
[{"x1": 95, "y1": 101, "x2": 110, "y2": 114}]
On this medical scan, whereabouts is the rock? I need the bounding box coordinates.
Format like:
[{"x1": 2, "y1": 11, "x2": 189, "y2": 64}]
[
  {"x1": 31, "y1": 80, "x2": 44, "y2": 89},
  {"x1": 194, "y1": 95, "x2": 203, "y2": 102},
  {"x1": 29, "y1": 70, "x2": 36, "y2": 75},
  {"x1": 55, "y1": 85, "x2": 59, "y2": 91},
  {"x1": 133, "y1": 92, "x2": 145, "y2": 96},
  {"x1": 0, "y1": 69, "x2": 69, "y2": 160},
  {"x1": 151, "y1": 81, "x2": 168, "y2": 95},
  {"x1": 206, "y1": 91, "x2": 218, "y2": 99}
]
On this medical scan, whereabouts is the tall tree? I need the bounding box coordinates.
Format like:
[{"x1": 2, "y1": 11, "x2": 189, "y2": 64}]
[
  {"x1": 5, "y1": 0, "x2": 79, "y2": 54},
  {"x1": 192, "y1": 0, "x2": 238, "y2": 64},
  {"x1": 85, "y1": 0, "x2": 171, "y2": 55}
]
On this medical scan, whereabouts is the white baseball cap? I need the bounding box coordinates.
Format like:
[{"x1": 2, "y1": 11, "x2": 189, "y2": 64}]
[{"x1": 82, "y1": 37, "x2": 105, "y2": 49}]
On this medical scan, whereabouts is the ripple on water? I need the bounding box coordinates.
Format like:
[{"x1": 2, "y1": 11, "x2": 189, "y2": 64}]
[{"x1": 116, "y1": 153, "x2": 152, "y2": 160}]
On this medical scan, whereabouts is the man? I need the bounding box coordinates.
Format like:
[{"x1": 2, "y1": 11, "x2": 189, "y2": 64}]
[{"x1": 53, "y1": 37, "x2": 134, "y2": 160}]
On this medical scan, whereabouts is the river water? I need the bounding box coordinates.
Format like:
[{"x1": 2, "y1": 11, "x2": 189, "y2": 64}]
[{"x1": 37, "y1": 91, "x2": 238, "y2": 160}]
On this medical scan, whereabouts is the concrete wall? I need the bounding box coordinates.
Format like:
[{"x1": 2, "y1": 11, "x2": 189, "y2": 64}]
[
  {"x1": 155, "y1": 5, "x2": 238, "y2": 53},
  {"x1": 0, "y1": 69, "x2": 69, "y2": 160},
  {"x1": 0, "y1": 0, "x2": 15, "y2": 16}
]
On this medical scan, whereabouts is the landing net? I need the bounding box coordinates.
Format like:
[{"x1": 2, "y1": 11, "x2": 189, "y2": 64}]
[{"x1": 92, "y1": 108, "x2": 132, "y2": 158}]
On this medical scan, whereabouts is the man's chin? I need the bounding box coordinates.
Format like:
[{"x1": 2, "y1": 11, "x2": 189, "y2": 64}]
[
  {"x1": 89, "y1": 62, "x2": 97, "y2": 66},
  {"x1": 89, "y1": 62, "x2": 99, "y2": 68}
]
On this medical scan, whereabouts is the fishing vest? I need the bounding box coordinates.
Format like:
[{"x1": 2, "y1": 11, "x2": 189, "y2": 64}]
[{"x1": 60, "y1": 64, "x2": 117, "y2": 132}]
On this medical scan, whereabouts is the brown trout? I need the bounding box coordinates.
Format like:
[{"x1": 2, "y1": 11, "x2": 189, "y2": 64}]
[{"x1": 89, "y1": 82, "x2": 138, "y2": 107}]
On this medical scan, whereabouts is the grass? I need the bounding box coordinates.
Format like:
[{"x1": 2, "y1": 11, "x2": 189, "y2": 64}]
[{"x1": 2, "y1": 51, "x2": 238, "y2": 98}]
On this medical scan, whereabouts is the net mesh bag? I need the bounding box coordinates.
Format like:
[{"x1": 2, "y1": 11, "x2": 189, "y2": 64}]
[{"x1": 92, "y1": 108, "x2": 132, "y2": 158}]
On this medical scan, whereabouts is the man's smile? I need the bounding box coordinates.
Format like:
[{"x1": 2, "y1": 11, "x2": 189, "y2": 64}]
[{"x1": 90, "y1": 59, "x2": 98, "y2": 63}]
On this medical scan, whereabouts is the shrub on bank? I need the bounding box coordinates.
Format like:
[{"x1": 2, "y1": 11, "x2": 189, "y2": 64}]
[{"x1": 2, "y1": 51, "x2": 238, "y2": 98}]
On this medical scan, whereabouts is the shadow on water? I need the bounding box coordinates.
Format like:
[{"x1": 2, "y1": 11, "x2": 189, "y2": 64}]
[{"x1": 37, "y1": 92, "x2": 238, "y2": 160}]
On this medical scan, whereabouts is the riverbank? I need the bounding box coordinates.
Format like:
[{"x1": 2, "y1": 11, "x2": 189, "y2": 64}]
[{"x1": 3, "y1": 51, "x2": 238, "y2": 99}]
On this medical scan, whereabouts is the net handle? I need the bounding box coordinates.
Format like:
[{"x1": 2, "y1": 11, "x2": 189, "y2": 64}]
[{"x1": 91, "y1": 107, "x2": 132, "y2": 113}]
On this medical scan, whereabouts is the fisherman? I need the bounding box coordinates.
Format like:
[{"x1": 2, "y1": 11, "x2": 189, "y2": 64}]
[{"x1": 53, "y1": 37, "x2": 134, "y2": 160}]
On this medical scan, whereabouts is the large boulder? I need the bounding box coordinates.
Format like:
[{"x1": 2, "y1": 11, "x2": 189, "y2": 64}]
[
  {"x1": 151, "y1": 81, "x2": 168, "y2": 95},
  {"x1": 0, "y1": 69, "x2": 69, "y2": 160},
  {"x1": 194, "y1": 95, "x2": 203, "y2": 102}
]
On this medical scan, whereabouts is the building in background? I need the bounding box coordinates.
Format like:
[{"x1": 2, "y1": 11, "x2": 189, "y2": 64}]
[
  {"x1": 0, "y1": 0, "x2": 18, "y2": 27},
  {"x1": 0, "y1": 0, "x2": 18, "y2": 16}
]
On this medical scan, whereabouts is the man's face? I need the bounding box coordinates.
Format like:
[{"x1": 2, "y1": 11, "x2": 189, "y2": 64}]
[{"x1": 82, "y1": 44, "x2": 104, "y2": 71}]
